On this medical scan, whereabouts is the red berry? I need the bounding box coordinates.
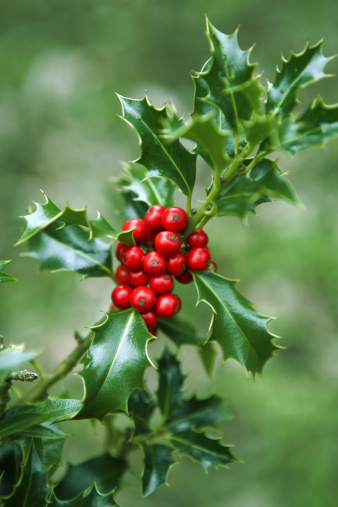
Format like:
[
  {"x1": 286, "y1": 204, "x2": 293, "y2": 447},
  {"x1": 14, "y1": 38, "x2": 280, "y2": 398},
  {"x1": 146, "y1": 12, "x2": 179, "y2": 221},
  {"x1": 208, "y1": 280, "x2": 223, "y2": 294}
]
[
  {"x1": 130, "y1": 286, "x2": 156, "y2": 312},
  {"x1": 115, "y1": 242, "x2": 126, "y2": 261},
  {"x1": 111, "y1": 284, "x2": 132, "y2": 309},
  {"x1": 144, "y1": 205, "x2": 165, "y2": 231},
  {"x1": 144, "y1": 227, "x2": 157, "y2": 243},
  {"x1": 155, "y1": 293, "x2": 180, "y2": 318},
  {"x1": 148, "y1": 326, "x2": 157, "y2": 337},
  {"x1": 127, "y1": 269, "x2": 149, "y2": 287},
  {"x1": 115, "y1": 264, "x2": 129, "y2": 285},
  {"x1": 154, "y1": 231, "x2": 181, "y2": 256},
  {"x1": 142, "y1": 251, "x2": 167, "y2": 276},
  {"x1": 186, "y1": 247, "x2": 211, "y2": 272},
  {"x1": 162, "y1": 207, "x2": 188, "y2": 233},
  {"x1": 149, "y1": 273, "x2": 174, "y2": 294},
  {"x1": 109, "y1": 303, "x2": 116, "y2": 313},
  {"x1": 186, "y1": 229, "x2": 208, "y2": 248},
  {"x1": 120, "y1": 246, "x2": 144, "y2": 272},
  {"x1": 122, "y1": 218, "x2": 147, "y2": 243},
  {"x1": 166, "y1": 251, "x2": 187, "y2": 276},
  {"x1": 141, "y1": 309, "x2": 158, "y2": 328},
  {"x1": 174, "y1": 294, "x2": 182, "y2": 312},
  {"x1": 175, "y1": 270, "x2": 193, "y2": 284}
]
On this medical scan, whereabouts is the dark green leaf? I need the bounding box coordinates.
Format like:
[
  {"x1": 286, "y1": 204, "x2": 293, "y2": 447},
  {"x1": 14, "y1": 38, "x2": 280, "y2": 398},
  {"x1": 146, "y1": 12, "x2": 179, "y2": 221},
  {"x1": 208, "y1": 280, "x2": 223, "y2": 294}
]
[
  {"x1": 212, "y1": 158, "x2": 302, "y2": 219},
  {"x1": 141, "y1": 443, "x2": 176, "y2": 497},
  {"x1": 166, "y1": 395, "x2": 228, "y2": 432},
  {"x1": 54, "y1": 454, "x2": 127, "y2": 500},
  {"x1": 0, "y1": 345, "x2": 41, "y2": 383},
  {"x1": 33, "y1": 432, "x2": 66, "y2": 479},
  {"x1": 156, "y1": 349, "x2": 186, "y2": 419},
  {"x1": 23, "y1": 222, "x2": 113, "y2": 279},
  {"x1": 266, "y1": 41, "x2": 333, "y2": 117},
  {"x1": 278, "y1": 97, "x2": 338, "y2": 154},
  {"x1": 77, "y1": 310, "x2": 153, "y2": 420},
  {"x1": 0, "y1": 260, "x2": 17, "y2": 283},
  {"x1": 0, "y1": 442, "x2": 22, "y2": 499},
  {"x1": 50, "y1": 485, "x2": 120, "y2": 507},
  {"x1": 0, "y1": 398, "x2": 82, "y2": 438},
  {"x1": 193, "y1": 271, "x2": 279, "y2": 375},
  {"x1": 15, "y1": 422, "x2": 68, "y2": 440},
  {"x1": 116, "y1": 163, "x2": 175, "y2": 209},
  {"x1": 198, "y1": 342, "x2": 218, "y2": 378},
  {"x1": 118, "y1": 95, "x2": 197, "y2": 196},
  {"x1": 128, "y1": 389, "x2": 156, "y2": 437},
  {"x1": 158, "y1": 316, "x2": 205, "y2": 347},
  {"x1": 169, "y1": 429, "x2": 235, "y2": 471}
]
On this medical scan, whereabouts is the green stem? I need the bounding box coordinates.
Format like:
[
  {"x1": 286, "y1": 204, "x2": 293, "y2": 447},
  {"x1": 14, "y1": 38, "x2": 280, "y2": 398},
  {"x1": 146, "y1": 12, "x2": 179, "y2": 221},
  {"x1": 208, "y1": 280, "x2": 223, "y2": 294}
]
[
  {"x1": 30, "y1": 359, "x2": 46, "y2": 380},
  {"x1": 186, "y1": 194, "x2": 192, "y2": 217}
]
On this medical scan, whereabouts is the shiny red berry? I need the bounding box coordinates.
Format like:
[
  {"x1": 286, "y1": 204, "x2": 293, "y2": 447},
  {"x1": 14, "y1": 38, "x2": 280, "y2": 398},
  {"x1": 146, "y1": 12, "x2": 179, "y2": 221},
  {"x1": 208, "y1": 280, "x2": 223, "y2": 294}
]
[
  {"x1": 115, "y1": 265, "x2": 129, "y2": 285},
  {"x1": 142, "y1": 251, "x2": 167, "y2": 276},
  {"x1": 186, "y1": 247, "x2": 211, "y2": 272},
  {"x1": 141, "y1": 309, "x2": 158, "y2": 328},
  {"x1": 175, "y1": 270, "x2": 193, "y2": 284},
  {"x1": 115, "y1": 242, "x2": 126, "y2": 261},
  {"x1": 154, "y1": 231, "x2": 181, "y2": 256},
  {"x1": 162, "y1": 207, "x2": 188, "y2": 233},
  {"x1": 144, "y1": 227, "x2": 157, "y2": 243},
  {"x1": 130, "y1": 286, "x2": 156, "y2": 312},
  {"x1": 111, "y1": 284, "x2": 132, "y2": 309},
  {"x1": 186, "y1": 229, "x2": 208, "y2": 248},
  {"x1": 155, "y1": 293, "x2": 181, "y2": 318},
  {"x1": 122, "y1": 218, "x2": 147, "y2": 243},
  {"x1": 144, "y1": 205, "x2": 165, "y2": 232},
  {"x1": 120, "y1": 246, "x2": 144, "y2": 272},
  {"x1": 166, "y1": 252, "x2": 187, "y2": 276},
  {"x1": 127, "y1": 269, "x2": 150, "y2": 287},
  {"x1": 149, "y1": 273, "x2": 174, "y2": 294},
  {"x1": 174, "y1": 294, "x2": 182, "y2": 312}
]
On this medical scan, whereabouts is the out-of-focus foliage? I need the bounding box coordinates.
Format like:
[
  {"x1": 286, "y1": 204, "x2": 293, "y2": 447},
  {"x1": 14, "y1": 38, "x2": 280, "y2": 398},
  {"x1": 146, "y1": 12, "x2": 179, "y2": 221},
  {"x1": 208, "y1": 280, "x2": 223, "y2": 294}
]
[{"x1": 1, "y1": 1, "x2": 337, "y2": 506}]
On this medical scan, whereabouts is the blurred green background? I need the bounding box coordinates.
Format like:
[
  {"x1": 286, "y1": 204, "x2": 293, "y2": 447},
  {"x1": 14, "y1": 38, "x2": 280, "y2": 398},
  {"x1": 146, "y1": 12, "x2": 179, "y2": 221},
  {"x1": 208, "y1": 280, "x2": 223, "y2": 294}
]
[{"x1": 1, "y1": 0, "x2": 338, "y2": 505}]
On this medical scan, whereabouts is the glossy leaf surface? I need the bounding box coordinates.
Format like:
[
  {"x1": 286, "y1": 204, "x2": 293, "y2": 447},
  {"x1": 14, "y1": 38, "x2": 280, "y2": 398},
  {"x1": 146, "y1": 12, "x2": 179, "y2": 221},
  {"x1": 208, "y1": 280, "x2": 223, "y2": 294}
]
[
  {"x1": 166, "y1": 395, "x2": 228, "y2": 432},
  {"x1": 193, "y1": 271, "x2": 279, "y2": 375},
  {"x1": 128, "y1": 389, "x2": 156, "y2": 437},
  {"x1": 156, "y1": 349, "x2": 186, "y2": 419},
  {"x1": 141, "y1": 443, "x2": 176, "y2": 497},
  {"x1": 77, "y1": 310, "x2": 153, "y2": 420}
]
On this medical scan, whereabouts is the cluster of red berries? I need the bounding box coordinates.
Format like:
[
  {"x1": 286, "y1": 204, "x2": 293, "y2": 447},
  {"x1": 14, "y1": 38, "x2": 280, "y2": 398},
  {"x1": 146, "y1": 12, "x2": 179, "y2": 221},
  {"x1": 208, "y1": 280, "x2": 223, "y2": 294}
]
[{"x1": 111, "y1": 206, "x2": 213, "y2": 336}]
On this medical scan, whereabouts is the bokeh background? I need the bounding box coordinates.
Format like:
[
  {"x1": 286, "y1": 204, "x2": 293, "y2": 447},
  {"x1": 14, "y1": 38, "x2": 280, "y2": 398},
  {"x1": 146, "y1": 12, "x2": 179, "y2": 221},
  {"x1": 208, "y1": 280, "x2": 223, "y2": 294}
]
[{"x1": 1, "y1": 1, "x2": 338, "y2": 506}]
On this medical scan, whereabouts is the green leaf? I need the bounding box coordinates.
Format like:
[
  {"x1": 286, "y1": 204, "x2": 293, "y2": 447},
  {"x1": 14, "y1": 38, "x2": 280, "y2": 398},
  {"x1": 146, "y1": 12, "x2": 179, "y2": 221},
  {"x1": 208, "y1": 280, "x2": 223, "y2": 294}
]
[
  {"x1": 193, "y1": 271, "x2": 279, "y2": 375},
  {"x1": 16, "y1": 194, "x2": 134, "y2": 246},
  {"x1": 54, "y1": 454, "x2": 127, "y2": 500},
  {"x1": 0, "y1": 442, "x2": 22, "y2": 499},
  {"x1": 0, "y1": 398, "x2": 82, "y2": 438},
  {"x1": 24, "y1": 222, "x2": 113, "y2": 279},
  {"x1": 0, "y1": 260, "x2": 17, "y2": 283},
  {"x1": 0, "y1": 345, "x2": 41, "y2": 383},
  {"x1": 198, "y1": 342, "x2": 218, "y2": 379},
  {"x1": 33, "y1": 429, "x2": 67, "y2": 479},
  {"x1": 194, "y1": 20, "x2": 263, "y2": 134},
  {"x1": 211, "y1": 158, "x2": 302, "y2": 219},
  {"x1": 166, "y1": 395, "x2": 228, "y2": 432},
  {"x1": 50, "y1": 485, "x2": 120, "y2": 507},
  {"x1": 169, "y1": 429, "x2": 235, "y2": 471},
  {"x1": 116, "y1": 163, "x2": 175, "y2": 209},
  {"x1": 278, "y1": 97, "x2": 338, "y2": 154},
  {"x1": 15, "y1": 422, "x2": 68, "y2": 440},
  {"x1": 4, "y1": 442, "x2": 52, "y2": 507},
  {"x1": 266, "y1": 40, "x2": 333, "y2": 117},
  {"x1": 156, "y1": 349, "x2": 186, "y2": 419},
  {"x1": 77, "y1": 310, "x2": 153, "y2": 420},
  {"x1": 128, "y1": 389, "x2": 156, "y2": 437},
  {"x1": 118, "y1": 95, "x2": 197, "y2": 196},
  {"x1": 140, "y1": 443, "x2": 176, "y2": 497}
]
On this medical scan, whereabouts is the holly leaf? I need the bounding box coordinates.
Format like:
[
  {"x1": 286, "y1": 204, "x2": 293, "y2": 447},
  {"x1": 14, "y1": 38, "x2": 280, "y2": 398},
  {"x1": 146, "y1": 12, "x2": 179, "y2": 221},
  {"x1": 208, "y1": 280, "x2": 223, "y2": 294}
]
[
  {"x1": 118, "y1": 95, "x2": 197, "y2": 197},
  {"x1": 278, "y1": 97, "x2": 338, "y2": 154},
  {"x1": 15, "y1": 193, "x2": 134, "y2": 246},
  {"x1": 0, "y1": 345, "x2": 41, "y2": 383},
  {"x1": 0, "y1": 260, "x2": 17, "y2": 283},
  {"x1": 169, "y1": 429, "x2": 235, "y2": 471},
  {"x1": 16, "y1": 422, "x2": 68, "y2": 440},
  {"x1": 50, "y1": 485, "x2": 120, "y2": 506},
  {"x1": 77, "y1": 310, "x2": 154, "y2": 420},
  {"x1": 128, "y1": 389, "x2": 156, "y2": 437},
  {"x1": 198, "y1": 342, "x2": 218, "y2": 379},
  {"x1": 166, "y1": 395, "x2": 228, "y2": 432},
  {"x1": 23, "y1": 221, "x2": 113, "y2": 279},
  {"x1": 116, "y1": 163, "x2": 175, "y2": 209},
  {"x1": 140, "y1": 443, "x2": 176, "y2": 497},
  {"x1": 53, "y1": 454, "x2": 127, "y2": 501},
  {"x1": 266, "y1": 40, "x2": 334, "y2": 117},
  {"x1": 210, "y1": 158, "x2": 302, "y2": 219},
  {"x1": 0, "y1": 398, "x2": 82, "y2": 438},
  {"x1": 156, "y1": 349, "x2": 186, "y2": 419},
  {"x1": 193, "y1": 271, "x2": 279, "y2": 375},
  {"x1": 0, "y1": 442, "x2": 23, "y2": 499}
]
